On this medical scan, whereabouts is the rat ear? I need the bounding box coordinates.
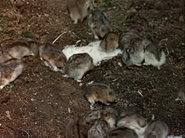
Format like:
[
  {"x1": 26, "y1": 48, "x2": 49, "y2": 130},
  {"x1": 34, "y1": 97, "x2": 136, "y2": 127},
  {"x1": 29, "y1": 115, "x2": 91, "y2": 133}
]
[
  {"x1": 160, "y1": 44, "x2": 169, "y2": 56},
  {"x1": 126, "y1": 48, "x2": 132, "y2": 53},
  {"x1": 100, "y1": 26, "x2": 106, "y2": 33},
  {"x1": 99, "y1": 110, "x2": 104, "y2": 118},
  {"x1": 158, "y1": 38, "x2": 169, "y2": 55}
]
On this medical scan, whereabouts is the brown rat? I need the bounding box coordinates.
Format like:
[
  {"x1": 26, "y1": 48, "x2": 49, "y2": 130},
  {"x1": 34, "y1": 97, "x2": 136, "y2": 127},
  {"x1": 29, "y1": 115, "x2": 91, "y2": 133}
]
[
  {"x1": 67, "y1": 0, "x2": 90, "y2": 24},
  {"x1": 121, "y1": 37, "x2": 145, "y2": 67},
  {"x1": 64, "y1": 53, "x2": 94, "y2": 82},
  {"x1": 144, "y1": 121, "x2": 169, "y2": 138},
  {"x1": 105, "y1": 127, "x2": 138, "y2": 138},
  {"x1": 88, "y1": 9, "x2": 112, "y2": 39},
  {"x1": 65, "y1": 116, "x2": 89, "y2": 138},
  {"x1": 117, "y1": 111, "x2": 148, "y2": 137},
  {"x1": 83, "y1": 83, "x2": 118, "y2": 110},
  {"x1": 39, "y1": 43, "x2": 67, "y2": 72},
  {"x1": 119, "y1": 29, "x2": 140, "y2": 50},
  {"x1": 143, "y1": 38, "x2": 168, "y2": 69},
  {"x1": 88, "y1": 120, "x2": 110, "y2": 138},
  {"x1": 85, "y1": 106, "x2": 118, "y2": 128},
  {"x1": 0, "y1": 37, "x2": 39, "y2": 63},
  {"x1": 0, "y1": 59, "x2": 24, "y2": 90},
  {"x1": 99, "y1": 32, "x2": 120, "y2": 53}
]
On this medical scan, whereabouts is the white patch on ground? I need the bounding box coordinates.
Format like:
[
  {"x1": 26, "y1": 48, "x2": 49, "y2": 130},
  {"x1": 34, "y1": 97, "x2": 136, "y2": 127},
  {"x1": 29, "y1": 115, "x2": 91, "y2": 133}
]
[
  {"x1": 139, "y1": 135, "x2": 183, "y2": 138},
  {"x1": 167, "y1": 136, "x2": 183, "y2": 138},
  {"x1": 62, "y1": 41, "x2": 122, "y2": 66}
]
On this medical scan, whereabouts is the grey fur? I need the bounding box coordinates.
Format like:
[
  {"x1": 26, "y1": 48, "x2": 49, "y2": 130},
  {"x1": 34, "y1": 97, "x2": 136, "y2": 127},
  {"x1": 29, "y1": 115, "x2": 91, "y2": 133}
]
[
  {"x1": 39, "y1": 43, "x2": 67, "y2": 72},
  {"x1": 67, "y1": 0, "x2": 89, "y2": 24},
  {"x1": 88, "y1": 120, "x2": 110, "y2": 138},
  {"x1": 117, "y1": 112, "x2": 148, "y2": 137},
  {"x1": 105, "y1": 127, "x2": 138, "y2": 138},
  {"x1": 88, "y1": 10, "x2": 112, "y2": 39},
  {"x1": 144, "y1": 121, "x2": 169, "y2": 138},
  {"x1": 64, "y1": 53, "x2": 94, "y2": 81},
  {"x1": 0, "y1": 59, "x2": 24, "y2": 90},
  {"x1": 99, "y1": 32, "x2": 120, "y2": 53},
  {"x1": 121, "y1": 38, "x2": 145, "y2": 66},
  {"x1": 84, "y1": 83, "x2": 118, "y2": 109}
]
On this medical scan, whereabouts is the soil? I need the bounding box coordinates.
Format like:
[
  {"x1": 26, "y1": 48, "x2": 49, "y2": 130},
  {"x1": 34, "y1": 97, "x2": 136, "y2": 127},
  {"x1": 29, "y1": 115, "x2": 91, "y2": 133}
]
[{"x1": 0, "y1": 0, "x2": 184, "y2": 137}]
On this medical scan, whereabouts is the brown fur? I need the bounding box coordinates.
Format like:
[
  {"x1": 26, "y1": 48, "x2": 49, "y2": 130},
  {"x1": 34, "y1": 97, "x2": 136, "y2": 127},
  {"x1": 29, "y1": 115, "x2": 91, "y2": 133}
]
[
  {"x1": 119, "y1": 29, "x2": 140, "y2": 50},
  {"x1": 65, "y1": 116, "x2": 89, "y2": 138},
  {"x1": 84, "y1": 83, "x2": 118, "y2": 104},
  {"x1": 0, "y1": 38, "x2": 39, "y2": 63},
  {"x1": 144, "y1": 121, "x2": 169, "y2": 138},
  {"x1": 0, "y1": 59, "x2": 24, "y2": 90},
  {"x1": 117, "y1": 113, "x2": 148, "y2": 137},
  {"x1": 39, "y1": 43, "x2": 67, "y2": 72},
  {"x1": 105, "y1": 127, "x2": 138, "y2": 138},
  {"x1": 64, "y1": 53, "x2": 94, "y2": 81},
  {"x1": 88, "y1": 120, "x2": 110, "y2": 138},
  {"x1": 88, "y1": 10, "x2": 112, "y2": 39},
  {"x1": 84, "y1": 106, "x2": 118, "y2": 126},
  {"x1": 67, "y1": 0, "x2": 89, "y2": 24},
  {"x1": 100, "y1": 32, "x2": 120, "y2": 53}
]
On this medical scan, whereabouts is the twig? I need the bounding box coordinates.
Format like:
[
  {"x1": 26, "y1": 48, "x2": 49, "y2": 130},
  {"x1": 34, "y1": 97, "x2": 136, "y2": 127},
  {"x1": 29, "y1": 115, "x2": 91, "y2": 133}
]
[
  {"x1": 152, "y1": 114, "x2": 155, "y2": 120},
  {"x1": 52, "y1": 32, "x2": 66, "y2": 44},
  {"x1": 137, "y1": 90, "x2": 143, "y2": 97}
]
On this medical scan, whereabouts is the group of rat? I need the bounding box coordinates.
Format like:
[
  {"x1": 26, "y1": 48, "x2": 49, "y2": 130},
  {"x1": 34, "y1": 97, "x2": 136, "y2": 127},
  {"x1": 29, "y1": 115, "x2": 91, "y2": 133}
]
[{"x1": 0, "y1": 0, "x2": 183, "y2": 137}]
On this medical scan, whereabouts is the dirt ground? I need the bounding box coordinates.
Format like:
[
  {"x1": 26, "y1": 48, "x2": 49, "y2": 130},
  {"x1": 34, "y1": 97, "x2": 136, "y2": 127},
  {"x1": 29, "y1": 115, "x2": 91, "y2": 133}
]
[{"x1": 0, "y1": 0, "x2": 184, "y2": 137}]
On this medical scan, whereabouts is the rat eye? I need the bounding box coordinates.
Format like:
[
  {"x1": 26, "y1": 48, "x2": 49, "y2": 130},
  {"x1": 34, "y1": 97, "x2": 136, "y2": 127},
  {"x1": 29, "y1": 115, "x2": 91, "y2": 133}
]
[
  {"x1": 126, "y1": 48, "x2": 131, "y2": 52},
  {"x1": 105, "y1": 113, "x2": 109, "y2": 117},
  {"x1": 110, "y1": 37, "x2": 114, "y2": 40},
  {"x1": 109, "y1": 92, "x2": 112, "y2": 95}
]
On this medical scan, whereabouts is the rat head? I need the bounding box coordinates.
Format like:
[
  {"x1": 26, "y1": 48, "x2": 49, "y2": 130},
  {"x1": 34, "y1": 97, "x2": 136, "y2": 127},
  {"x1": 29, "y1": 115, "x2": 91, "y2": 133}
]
[
  {"x1": 103, "y1": 112, "x2": 117, "y2": 128},
  {"x1": 88, "y1": 10, "x2": 112, "y2": 39},
  {"x1": 117, "y1": 113, "x2": 148, "y2": 136},
  {"x1": 106, "y1": 32, "x2": 119, "y2": 47},
  {"x1": 135, "y1": 114, "x2": 148, "y2": 128},
  {"x1": 158, "y1": 38, "x2": 169, "y2": 56},
  {"x1": 144, "y1": 121, "x2": 169, "y2": 138},
  {"x1": 121, "y1": 47, "x2": 133, "y2": 64},
  {"x1": 87, "y1": 0, "x2": 99, "y2": 10},
  {"x1": 99, "y1": 88, "x2": 119, "y2": 104},
  {"x1": 55, "y1": 53, "x2": 67, "y2": 70},
  {"x1": 100, "y1": 32, "x2": 120, "y2": 53},
  {"x1": 89, "y1": 10, "x2": 103, "y2": 21},
  {"x1": 64, "y1": 53, "x2": 94, "y2": 81},
  {"x1": 119, "y1": 29, "x2": 140, "y2": 50},
  {"x1": 88, "y1": 120, "x2": 110, "y2": 138},
  {"x1": 85, "y1": 110, "x2": 101, "y2": 123}
]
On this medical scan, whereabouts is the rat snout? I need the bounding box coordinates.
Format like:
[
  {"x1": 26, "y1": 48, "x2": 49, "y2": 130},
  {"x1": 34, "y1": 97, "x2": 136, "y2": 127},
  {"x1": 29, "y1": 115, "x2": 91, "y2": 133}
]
[
  {"x1": 107, "y1": 94, "x2": 119, "y2": 103},
  {"x1": 114, "y1": 94, "x2": 120, "y2": 102}
]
